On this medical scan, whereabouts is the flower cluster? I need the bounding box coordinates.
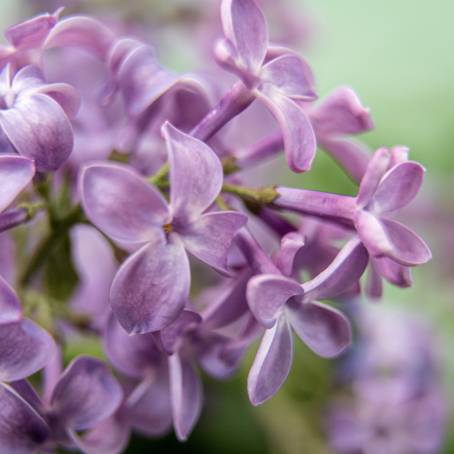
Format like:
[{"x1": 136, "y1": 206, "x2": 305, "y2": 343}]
[{"x1": 0, "y1": 1, "x2": 432, "y2": 452}]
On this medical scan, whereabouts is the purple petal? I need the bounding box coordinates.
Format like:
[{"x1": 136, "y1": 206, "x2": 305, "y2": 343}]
[
  {"x1": 247, "y1": 315, "x2": 293, "y2": 406},
  {"x1": 44, "y1": 16, "x2": 115, "y2": 60},
  {"x1": 257, "y1": 88, "x2": 316, "y2": 172},
  {"x1": 0, "y1": 319, "x2": 55, "y2": 382},
  {"x1": 128, "y1": 370, "x2": 173, "y2": 437},
  {"x1": 160, "y1": 310, "x2": 202, "y2": 355},
  {"x1": 181, "y1": 211, "x2": 247, "y2": 273},
  {"x1": 373, "y1": 256, "x2": 412, "y2": 287},
  {"x1": 0, "y1": 155, "x2": 35, "y2": 213},
  {"x1": 0, "y1": 383, "x2": 49, "y2": 454},
  {"x1": 80, "y1": 163, "x2": 169, "y2": 243},
  {"x1": 379, "y1": 218, "x2": 432, "y2": 266},
  {"x1": 0, "y1": 271, "x2": 22, "y2": 324},
  {"x1": 287, "y1": 300, "x2": 352, "y2": 358},
  {"x1": 274, "y1": 232, "x2": 305, "y2": 276},
  {"x1": 51, "y1": 356, "x2": 122, "y2": 431},
  {"x1": 5, "y1": 8, "x2": 61, "y2": 49},
  {"x1": 356, "y1": 148, "x2": 391, "y2": 208},
  {"x1": 0, "y1": 93, "x2": 73, "y2": 171},
  {"x1": 310, "y1": 86, "x2": 373, "y2": 135},
  {"x1": 247, "y1": 274, "x2": 303, "y2": 328},
  {"x1": 112, "y1": 41, "x2": 179, "y2": 117},
  {"x1": 163, "y1": 122, "x2": 223, "y2": 220},
  {"x1": 220, "y1": 0, "x2": 268, "y2": 74},
  {"x1": 33, "y1": 82, "x2": 80, "y2": 119},
  {"x1": 372, "y1": 161, "x2": 425, "y2": 213},
  {"x1": 104, "y1": 315, "x2": 163, "y2": 379},
  {"x1": 110, "y1": 236, "x2": 190, "y2": 334},
  {"x1": 68, "y1": 414, "x2": 130, "y2": 454},
  {"x1": 302, "y1": 238, "x2": 368, "y2": 302},
  {"x1": 261, "y1": 54, "x2": 316, "y2": 101},
  {"x1": 169, "y1": 354, "x2": 203, "y2": 441}
]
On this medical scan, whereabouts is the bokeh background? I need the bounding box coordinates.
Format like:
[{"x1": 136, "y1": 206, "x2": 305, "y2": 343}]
[{"x1": 2, "y1": 0, "x2": 453, "y2": 452}]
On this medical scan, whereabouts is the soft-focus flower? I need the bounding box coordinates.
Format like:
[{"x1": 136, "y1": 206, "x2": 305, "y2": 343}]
[
  {"x1": 0, "y1": 356, "x2": 122, "y2": 454},
  {"x1": 0, "y1": 65, "x2": 79, "y2": 171},
  {"x1": 80, "y1": 122, "x2": 247, "y2": 333},
  {"x1": 215, "y1": 0, "x2": 318, "y2": 172}
]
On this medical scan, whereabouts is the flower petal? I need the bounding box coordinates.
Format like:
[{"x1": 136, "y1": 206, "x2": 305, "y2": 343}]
[
  {"x1": 51, "y1": 356, "x2": 122, "y2": 431},
  {"x1": 380, "y1": 218, "x2": 432, "y2": 266},
  {"x1": 169, "y1": 354, "x2": 203, "y2": 441},
  {"x1": 0, "y1": 274, "x2": 22, "y2": 324},
  {"x1": 261, "y1": 54, "x2": 316, "y2": 101},
  {"x1": 104, "y1": 315, "x2": 163, "y2": 379},
  {"x1": 128, "y1": 369, "x2": 173, "y2": 437},
  {"x1": 160, "y1": 310, "x2": 202, "y2": 355},
  {"x1": 247, "y1": 315, "x2": 293, "y2": 406},
  {"x1": 310, "y1": 86, "x2": 373, "y2": 135},
  {"x1": 0, "y1": 93, "x2": 73, "y2": 171},
  {"x1": 0, "y1": 155, "x2": 35, "y2": 213},
  {"x1": 373, "y1": 256, "x2": 412, "y2": 287},
  {"x1": 356, "y1": 147, "x2": 391, "y2": 208},
  {"x1": 288, "y1": 300, "x2": 352, "y2": 358},
  {"x1": 0, "y1": 319, "x2": 55, "y2": 382},
  {"x1": 5, "y1": 8, "x2": 61, "y2": 49},
  {"x1": 247, "y1": 274, "x2": 303, "y2": 328},
  {"x1": 274, "y1": 232, "x2": 305, "y2": 277},
  {"x1": 302, "y1": 238, "x2": 368, "y2": 302},
  {"x1": 220, "y1": 0, "x2": 268, "y2": 74},
  {"x1": 110, "y1": 236, "x2": 190, "y2": 334},
  {"x1": 44, "y1": 16, "x2": 115, "y2": 60},
  {"x1": 0, "y1": 383, "x2": 49, "y2": 454},
  {"x1": 257, "y1": 88, "x2": 316, "y2": 172},
  {"x1": 80, "y1": 163, "x2": 169, "y2": 243},
  {"x1": 163, "y1": 122, "x2": 223, "y2": 220},
  {"x1": 372, "y1": 161, "x2": 425, "y2": 213},
  {"x1": 181, "y1": 211, "x2": 247, "y2": 273}
]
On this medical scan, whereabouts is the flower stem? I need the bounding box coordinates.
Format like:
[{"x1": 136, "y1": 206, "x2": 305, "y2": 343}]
[{"x1": 222, "y1": 183, "x2": 279, "y2": 205}]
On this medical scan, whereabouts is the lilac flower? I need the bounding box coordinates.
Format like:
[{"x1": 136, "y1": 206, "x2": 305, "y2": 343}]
[
  {"x1": 0, "y1": 356, "x2": 123, "y2": 453},
  {"x1": 80, "y1": 122, "x2": 247, "y2": 334},
  {"x1": 0, "y1": 65, "x2": 79, "y2": 171},
  {"x1": 215, "y1": 0, "x2": 318, "y2": 172},
  {"x1": 241, "y1": 231, "x2": 367, "y2": 405}
]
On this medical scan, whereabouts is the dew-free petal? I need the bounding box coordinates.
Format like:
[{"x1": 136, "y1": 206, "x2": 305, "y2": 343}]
[
  {"x1": 163, "y1": 122, "x2": 223, "y2": 220},
  {"x1": 257, "y1": 87, "x2": 316, "y2": 172},
  {"x1": 0, "y1": 319, "x2": 55, "y2": 382},
  {"x1": 182, "y1": 211, "x2": 247, "y2": 273},
  {"x1": 247, "y1": 315, "x2": 293, "y2": 405},
  {"x1": 0, "y1": 274, "x2": 22, "y2": 324},
  {"x1": 51, "y1": 356, "x2": 122, "y2": 431},
  {"x1": 169, "y1": 354, "x2": 203, "y2": 441},
  {"x1": 80, "y1": 163, "x2": 169, "y2": 243},
  {"x1": 288, "y1": 300, "x2": 352, "y2": 358},
  {"x1": 274, "y1": 232, "x2": 305, "y2": 277},
  {"x1": 110, "y1": 237, "x2": 190, "y2": 334},
  {"x1": 247, "y1": 274, "x2": 303, "y2": 328}
]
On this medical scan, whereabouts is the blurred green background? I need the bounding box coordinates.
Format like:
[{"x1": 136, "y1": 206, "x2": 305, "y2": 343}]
[{"x1": 2, "y1": 0, "x2": 454, "y2": 452}]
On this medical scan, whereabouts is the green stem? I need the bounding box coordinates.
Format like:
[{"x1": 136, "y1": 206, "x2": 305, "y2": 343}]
[
  {"x1": 19, "y1": 205, "x2": 86, "y2": 287},
  {"x1": 222, "y1": 182, "x2": 278, "y2": 205}
]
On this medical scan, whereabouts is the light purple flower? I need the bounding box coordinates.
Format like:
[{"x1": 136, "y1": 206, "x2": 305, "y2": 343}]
[
  {"x1": 215, "y1": 0, "x2": 317, "y2": 172},
  {"x1": 243, "y1": 232, "x2": 367, "y2": 405},
  {"x1": 0, "y1": 65, "x2": 79, "y2": 171},
  {"x1": 80, "y1": 122, "x2": 247, "y2": 334}
]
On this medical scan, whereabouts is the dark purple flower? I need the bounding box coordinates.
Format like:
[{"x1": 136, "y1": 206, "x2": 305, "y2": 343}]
[{"x1": 80, "y1": 123, "x2": 247, "y2": 334}]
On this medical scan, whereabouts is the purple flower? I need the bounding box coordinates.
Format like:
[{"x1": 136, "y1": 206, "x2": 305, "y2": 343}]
[
  {"x1": 0, "y1": 356, "x2": 122, "y2": 453},
  {"x1": 80, "y1": 122, "x2": 247, "y2": 334},
  {"x1": 354, "y1": 147, "x2": 431, "y2": 266},
  {"x1": 215, "y1": 0, "x2": 318, "y2": 172},
  {"x1": 241, "y1": 231, "x2": 367, "y2": 405},
  {"x1": 0, "y1": 65, "x2": 79, "y2": 171}
]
